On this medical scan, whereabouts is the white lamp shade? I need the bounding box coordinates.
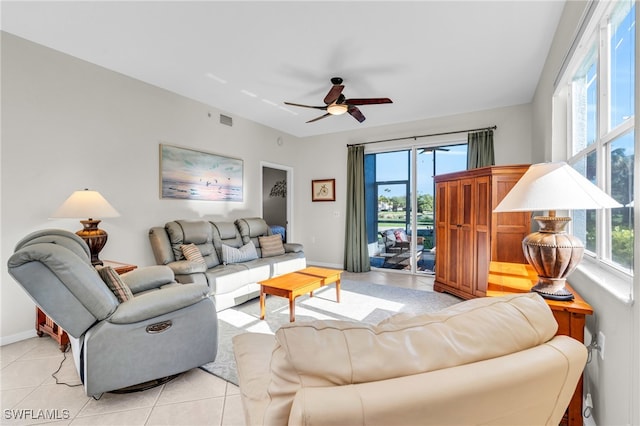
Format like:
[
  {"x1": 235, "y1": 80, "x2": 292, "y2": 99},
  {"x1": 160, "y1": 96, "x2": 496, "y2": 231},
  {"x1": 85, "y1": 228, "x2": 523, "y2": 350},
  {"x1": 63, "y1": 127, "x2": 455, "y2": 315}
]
[
  {"x1": 51, "y1": 189, "x2": 120, "y2": 219},
  {"x1": 494, "y1": 162, "x2": 622, "y2": 213}
]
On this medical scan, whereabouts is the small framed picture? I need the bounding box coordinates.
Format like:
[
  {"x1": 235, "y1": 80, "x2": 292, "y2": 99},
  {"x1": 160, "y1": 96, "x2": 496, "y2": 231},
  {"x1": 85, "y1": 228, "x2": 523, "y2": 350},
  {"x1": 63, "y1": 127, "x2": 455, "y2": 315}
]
[{"x1": 312, "y1": 179, "x2": 336, "y2": 202}]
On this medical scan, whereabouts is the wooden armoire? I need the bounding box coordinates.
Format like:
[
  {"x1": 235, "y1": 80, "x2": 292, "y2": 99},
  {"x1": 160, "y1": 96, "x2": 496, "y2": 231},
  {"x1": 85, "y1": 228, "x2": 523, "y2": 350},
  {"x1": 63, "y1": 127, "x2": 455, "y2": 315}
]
[{"x1": 433, "y1": 165, "x2": 531, "y2": 300}]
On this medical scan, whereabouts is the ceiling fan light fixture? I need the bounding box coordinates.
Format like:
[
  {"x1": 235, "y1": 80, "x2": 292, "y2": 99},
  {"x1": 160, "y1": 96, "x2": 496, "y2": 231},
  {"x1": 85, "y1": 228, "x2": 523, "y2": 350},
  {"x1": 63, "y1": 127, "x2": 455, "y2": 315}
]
[{"x1": 327, "y1": 103, "x2": 348, "y2": 115}]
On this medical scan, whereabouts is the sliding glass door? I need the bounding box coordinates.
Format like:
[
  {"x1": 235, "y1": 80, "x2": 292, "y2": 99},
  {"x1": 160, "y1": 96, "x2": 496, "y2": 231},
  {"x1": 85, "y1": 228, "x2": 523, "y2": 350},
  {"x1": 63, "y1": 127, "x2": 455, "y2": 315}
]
[{"x1": 365, "y1": 143, "x2": 467, "y2": 274}]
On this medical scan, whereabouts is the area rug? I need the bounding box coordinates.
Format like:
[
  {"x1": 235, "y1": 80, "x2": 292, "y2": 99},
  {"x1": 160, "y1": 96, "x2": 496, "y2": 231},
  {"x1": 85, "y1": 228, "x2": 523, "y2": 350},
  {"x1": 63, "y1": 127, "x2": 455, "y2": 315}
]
[{"x1": 200, "y1": 279, "x2": 462, "y2": 385}]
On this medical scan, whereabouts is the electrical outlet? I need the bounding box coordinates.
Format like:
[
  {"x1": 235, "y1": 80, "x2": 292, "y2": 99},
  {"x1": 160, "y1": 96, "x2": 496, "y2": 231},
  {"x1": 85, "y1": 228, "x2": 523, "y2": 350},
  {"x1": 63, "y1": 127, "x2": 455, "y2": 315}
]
[
  {"x1": 598, "y1": 331, "x2": 605, "y2": 360},
  {"x1": 585, "y1": 393, "x2": 593, "y2": 409}
]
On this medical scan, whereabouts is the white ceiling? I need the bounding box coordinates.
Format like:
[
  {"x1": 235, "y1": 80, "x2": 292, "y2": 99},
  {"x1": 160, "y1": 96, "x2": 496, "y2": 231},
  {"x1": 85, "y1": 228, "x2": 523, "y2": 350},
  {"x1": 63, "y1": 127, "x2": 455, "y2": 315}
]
[{"x1": 1, "y1": 1, "x2": 565, "y2": 138}]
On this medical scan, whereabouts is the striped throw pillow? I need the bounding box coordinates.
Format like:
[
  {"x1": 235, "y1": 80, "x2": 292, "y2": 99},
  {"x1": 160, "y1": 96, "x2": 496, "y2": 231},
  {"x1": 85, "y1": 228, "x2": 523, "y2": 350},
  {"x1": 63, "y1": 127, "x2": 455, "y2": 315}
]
[
  {"x1": 181, "y1": 243, "x2": 206, "y2": 264},
  {"x1": 97, "y1": 266, "x2": 134, "y2": 303},
  {"x1": 221, "y1": 241, "x2": 258, "y2": 264},
  {"x1": 259, "y1": 234, "x2": 285, "y2": 258}
]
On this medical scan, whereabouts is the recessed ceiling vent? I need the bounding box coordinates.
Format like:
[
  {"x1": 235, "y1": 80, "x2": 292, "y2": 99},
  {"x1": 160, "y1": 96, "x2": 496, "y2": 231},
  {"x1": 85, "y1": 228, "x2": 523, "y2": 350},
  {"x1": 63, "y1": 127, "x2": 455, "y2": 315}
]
[{"x1": 220, "y1": 114, "x2": 233, "y2": 127}]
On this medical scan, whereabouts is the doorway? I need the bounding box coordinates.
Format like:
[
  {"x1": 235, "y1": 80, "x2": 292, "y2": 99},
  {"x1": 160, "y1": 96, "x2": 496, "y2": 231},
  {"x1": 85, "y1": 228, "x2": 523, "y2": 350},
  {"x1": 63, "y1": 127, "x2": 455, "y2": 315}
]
[{"x1": 261, "y1": 163, "x2": 292, "y2": 242}]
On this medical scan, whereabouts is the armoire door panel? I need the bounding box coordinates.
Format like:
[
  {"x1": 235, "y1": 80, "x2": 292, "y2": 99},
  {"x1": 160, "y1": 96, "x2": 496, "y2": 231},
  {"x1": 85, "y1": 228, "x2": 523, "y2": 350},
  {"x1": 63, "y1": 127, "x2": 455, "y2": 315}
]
[
  {"x1": 434, "y1": 165, "x2": 531, "y2": 300},
  {"x1": 446, "y1": 228, "x2": 459, "y2": 288},
  {"x1": 447, "y1": 182, "x2": 459, "y2": 225}
]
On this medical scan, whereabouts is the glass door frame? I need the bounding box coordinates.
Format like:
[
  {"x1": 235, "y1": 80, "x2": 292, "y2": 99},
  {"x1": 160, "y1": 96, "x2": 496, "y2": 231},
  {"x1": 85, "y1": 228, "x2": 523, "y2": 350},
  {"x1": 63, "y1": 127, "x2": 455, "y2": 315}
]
[{"x1": 365, "y1": 139, "x2": 468, "y2": 275}]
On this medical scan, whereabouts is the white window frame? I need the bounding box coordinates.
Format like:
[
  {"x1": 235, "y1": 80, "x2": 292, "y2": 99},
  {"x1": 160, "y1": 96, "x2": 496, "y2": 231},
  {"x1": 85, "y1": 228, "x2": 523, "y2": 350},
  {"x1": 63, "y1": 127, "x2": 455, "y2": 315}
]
[{"x1": 562, "y1": 0, "x2": 635, "y2": 279}]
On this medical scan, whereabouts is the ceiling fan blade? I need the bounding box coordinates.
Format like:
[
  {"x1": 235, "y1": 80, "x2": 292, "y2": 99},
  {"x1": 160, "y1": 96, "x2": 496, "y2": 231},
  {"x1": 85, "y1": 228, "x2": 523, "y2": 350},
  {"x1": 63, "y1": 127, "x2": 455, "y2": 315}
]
[
  {"x1": 345, "y1": 98, "x2": 393, "y2": 106},
  {"x1": 284, "y1": 102, "x2": 327, "y2": 110},
  {"x1": 323, "y1": 85, "x2": 344, "y2": 105},
  {"x1": 307, "y1": 113, "x2": 332, "y2": 123},
  {"x1": 347, "y1": 106, "x2": 366, "y2": 123}
]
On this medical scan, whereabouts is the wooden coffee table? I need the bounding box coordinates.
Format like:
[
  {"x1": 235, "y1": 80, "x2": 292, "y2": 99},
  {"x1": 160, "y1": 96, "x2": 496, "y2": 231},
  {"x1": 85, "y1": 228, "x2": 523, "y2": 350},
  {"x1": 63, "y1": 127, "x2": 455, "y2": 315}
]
[
  {"x1": 297, "y1": 267, "x2": 342, "y2": 302},
  {"x1": 259, "y1": 267, "x2": 342, "y2": 322}
]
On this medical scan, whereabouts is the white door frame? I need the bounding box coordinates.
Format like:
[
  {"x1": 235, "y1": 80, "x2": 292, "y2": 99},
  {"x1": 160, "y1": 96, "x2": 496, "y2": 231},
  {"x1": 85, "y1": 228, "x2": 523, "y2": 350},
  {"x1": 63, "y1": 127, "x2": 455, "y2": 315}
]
[{"x1": 261, "y1": 161, "x2": 294, "y2": 242}]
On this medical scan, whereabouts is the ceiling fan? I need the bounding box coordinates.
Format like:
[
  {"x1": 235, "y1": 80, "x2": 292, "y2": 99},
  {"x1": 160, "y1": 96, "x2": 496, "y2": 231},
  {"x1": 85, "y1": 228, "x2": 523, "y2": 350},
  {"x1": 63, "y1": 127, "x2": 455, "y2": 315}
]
[{"x1": 284, "y1": 77, "x2": 392, "y2": 123}]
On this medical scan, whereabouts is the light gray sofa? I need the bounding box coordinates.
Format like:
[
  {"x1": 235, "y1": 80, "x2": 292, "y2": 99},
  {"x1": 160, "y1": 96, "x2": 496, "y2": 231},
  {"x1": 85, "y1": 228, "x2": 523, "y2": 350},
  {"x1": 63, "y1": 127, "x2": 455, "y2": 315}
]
[{"x1": 149, "y1": 217, "x2": 306, "y2": 311}]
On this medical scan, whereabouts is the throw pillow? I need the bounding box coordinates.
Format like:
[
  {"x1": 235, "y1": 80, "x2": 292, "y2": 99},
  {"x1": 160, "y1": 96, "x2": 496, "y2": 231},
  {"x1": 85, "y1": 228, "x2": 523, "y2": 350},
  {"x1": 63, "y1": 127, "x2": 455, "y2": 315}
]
[
  {"x1": 394, "y1": 229, "x2": 409, "y2": 242},
  {"x1": 222, "y1": 241, "x2": 259, "y2": 264},
  {"x1": 97, "y1": 266, "x2": 134, "y2": 303},
  {"x1": 259, "y1": 234, "x2": 285, "y2": 258},
  {"x1": 181, "y1": 243, "x2": 206, "y2": 264}
]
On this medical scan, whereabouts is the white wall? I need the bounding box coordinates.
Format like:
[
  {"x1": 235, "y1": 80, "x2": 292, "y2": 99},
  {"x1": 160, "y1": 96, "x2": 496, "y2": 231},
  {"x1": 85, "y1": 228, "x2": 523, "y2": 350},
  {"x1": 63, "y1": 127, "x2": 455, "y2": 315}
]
[
  {"x1": 531, "y1": 2, "x2": 640, "y2": 425},
  {"x1": 0, "y1": 32, "x2": 301, "y2": 342}
]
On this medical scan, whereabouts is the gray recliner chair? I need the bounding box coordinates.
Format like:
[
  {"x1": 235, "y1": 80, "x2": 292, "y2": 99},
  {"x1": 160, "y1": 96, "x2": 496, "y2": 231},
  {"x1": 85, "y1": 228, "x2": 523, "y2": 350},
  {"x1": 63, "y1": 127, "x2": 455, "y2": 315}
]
[{"x1": 7, "y1": 229, "x2": 218, "y2": 397}]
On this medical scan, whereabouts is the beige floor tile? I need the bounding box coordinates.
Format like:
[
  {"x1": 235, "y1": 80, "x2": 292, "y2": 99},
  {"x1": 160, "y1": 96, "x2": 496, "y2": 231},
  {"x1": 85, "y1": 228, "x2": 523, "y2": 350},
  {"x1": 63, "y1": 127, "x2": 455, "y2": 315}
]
[
  {"x1": 1, "y1": 387, "x2": 37, "y2": 410},
  {"x1": 342, "y1": 270, "x2": 435, "y2": 290},
  {"x1": 155, "y1": 369, "x2": 226, "y2": 406},
  {"x1": 19, "y1": 338, "x2": 68, "y2": 361},
  {"x1": 41, "y1": 353, "x2": 81, "y2": 387},
  {"x1": 224, "y1": 382, "x2": 240, "y2": 396},
  {"x1": 11, "y1": 383, "x2": 89, "y2": 425},
  {"x1": 69, "y1": 407, "x2": 151, "y2": 426},
  {"x1": 1, "y1": 357, "x2": 65, "y2": 390},
  {"x1": 0, "y1": 338, "x2": 41, "y2": 369},
  {"x1": 77, "y1": 386, "x2": 162, "y2": 418},
  {"x1": 2, "y1": 414, "x2": 71, "y2": 426},
  {"x1": 146, "y1": 397, "x2": 224, "y2": 426},
  {"x1": 221, "y1": 394, "x2": 244, "y2": 426}
]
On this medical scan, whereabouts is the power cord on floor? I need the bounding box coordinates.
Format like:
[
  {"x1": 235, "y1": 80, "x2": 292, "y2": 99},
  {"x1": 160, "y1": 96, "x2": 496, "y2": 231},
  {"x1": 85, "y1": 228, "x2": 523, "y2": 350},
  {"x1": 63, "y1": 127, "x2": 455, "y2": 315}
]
[
  {"x1": 52, "y1": 345, "x2": 83, "y2": 389},
  {"x1": 583, "y1": 326, "x2": 600, "y2": 420}
]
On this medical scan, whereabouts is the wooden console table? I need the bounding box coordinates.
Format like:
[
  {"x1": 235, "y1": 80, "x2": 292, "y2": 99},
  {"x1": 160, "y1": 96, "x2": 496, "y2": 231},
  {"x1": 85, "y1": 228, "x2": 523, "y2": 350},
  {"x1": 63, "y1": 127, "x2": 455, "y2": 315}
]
[
  {"x1": 36, "y1": 260, "x2": 137, "y2": 351},
  {"x1": 487, "y1": 261, "x2": 593, "y2": 426}
]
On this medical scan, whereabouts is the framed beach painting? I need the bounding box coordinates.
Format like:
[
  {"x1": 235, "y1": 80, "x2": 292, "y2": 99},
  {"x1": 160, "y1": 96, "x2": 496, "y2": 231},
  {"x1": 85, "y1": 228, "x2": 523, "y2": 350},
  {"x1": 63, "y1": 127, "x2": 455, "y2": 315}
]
[{"x1": 160, "y1": 144, "x2": 243, "y2": 201}]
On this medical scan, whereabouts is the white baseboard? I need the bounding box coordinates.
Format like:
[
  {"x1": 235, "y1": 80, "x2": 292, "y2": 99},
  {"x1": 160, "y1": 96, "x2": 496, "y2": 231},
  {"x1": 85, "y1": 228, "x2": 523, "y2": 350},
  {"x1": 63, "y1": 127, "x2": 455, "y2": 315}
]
[
  {"x1": 307, "y1": 261, "x2": 343, "y2": 269},
  {"x1": 1, "y1": 329, "x2": 37, "y2": 346}
]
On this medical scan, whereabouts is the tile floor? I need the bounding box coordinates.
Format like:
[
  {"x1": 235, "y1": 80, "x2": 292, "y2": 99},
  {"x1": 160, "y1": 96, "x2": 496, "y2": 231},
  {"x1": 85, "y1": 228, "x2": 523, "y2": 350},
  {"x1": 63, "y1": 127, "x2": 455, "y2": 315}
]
[{"x1": 0, "y1": 270, "x2": 434, "y2": 425}]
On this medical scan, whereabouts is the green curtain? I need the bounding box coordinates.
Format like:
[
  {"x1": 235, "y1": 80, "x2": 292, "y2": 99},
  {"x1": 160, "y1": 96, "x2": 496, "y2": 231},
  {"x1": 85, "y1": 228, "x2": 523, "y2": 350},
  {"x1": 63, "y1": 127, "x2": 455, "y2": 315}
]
[
  {"x1": 344, "y1": 145, "x2": 371, "y2": 272},
  {"x1": 467, "y1": 129, "x2": 495, "y2": 169}
]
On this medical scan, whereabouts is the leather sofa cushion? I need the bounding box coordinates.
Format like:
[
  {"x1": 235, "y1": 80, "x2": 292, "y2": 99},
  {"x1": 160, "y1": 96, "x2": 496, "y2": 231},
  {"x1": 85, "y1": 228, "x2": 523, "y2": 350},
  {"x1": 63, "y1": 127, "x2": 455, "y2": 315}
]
[
  {"x1": 264, "y1": 293, "x2": 557, "y2": 425},
  {"x1": 236, "y1": 217, "x2": 270, "y2": 240},
  {"x1": 165, "y1": 221, "x2": 220, "y2": 268},
  {"x1": 211, "y1": 221, "x2": 244, "y2": 258},
  {"x1": 212, "y1": 221, "x2": 241, "y2": 240},
  {"x1": 236, "y1": 217, "x2": 272, "y2": 257}
]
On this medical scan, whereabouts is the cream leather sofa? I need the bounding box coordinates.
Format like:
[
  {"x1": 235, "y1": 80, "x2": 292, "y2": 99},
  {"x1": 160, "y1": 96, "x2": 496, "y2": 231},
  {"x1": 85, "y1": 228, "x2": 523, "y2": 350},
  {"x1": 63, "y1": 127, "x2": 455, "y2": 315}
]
[
  {"x1": 149, "y1": 218, "x2": 305, "y2": 311},
  {"x1": 233, "y1": 293, "x2": 587, "y2": 426}
]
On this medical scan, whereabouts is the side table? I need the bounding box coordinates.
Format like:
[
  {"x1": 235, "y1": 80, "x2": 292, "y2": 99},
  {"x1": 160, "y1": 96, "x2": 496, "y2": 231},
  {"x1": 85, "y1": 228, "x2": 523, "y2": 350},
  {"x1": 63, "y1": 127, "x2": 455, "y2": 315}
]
[
  {"x1": 36, "y1": 260, "x2": 137, "y2": 352},
  {"x1": 102, "y1": 260, "x2": 138, "y2": 274},
  {"x1": 487, "y1": 261, "x2": 593, "y2": 426}
]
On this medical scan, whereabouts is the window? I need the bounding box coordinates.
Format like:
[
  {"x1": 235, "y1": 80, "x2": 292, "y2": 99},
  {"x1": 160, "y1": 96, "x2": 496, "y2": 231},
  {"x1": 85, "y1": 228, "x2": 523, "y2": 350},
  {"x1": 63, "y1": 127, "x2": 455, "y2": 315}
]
[{"x1": 566, "y1": 0, "x2": 635, "y2": 274}]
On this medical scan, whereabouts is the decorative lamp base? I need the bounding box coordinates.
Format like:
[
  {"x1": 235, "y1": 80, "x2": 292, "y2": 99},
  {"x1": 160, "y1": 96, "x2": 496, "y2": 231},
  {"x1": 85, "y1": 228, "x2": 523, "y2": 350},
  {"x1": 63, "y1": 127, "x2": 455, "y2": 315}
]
[
  {"x1": 76, "y1": 219, "x2": 108, "y2": 266},
  {"x1": 522, "y1": 215, "x2": 584, "y2": 302},
  {"x1": 531, "y1": 281, "x2": 575, "y2": 301}
]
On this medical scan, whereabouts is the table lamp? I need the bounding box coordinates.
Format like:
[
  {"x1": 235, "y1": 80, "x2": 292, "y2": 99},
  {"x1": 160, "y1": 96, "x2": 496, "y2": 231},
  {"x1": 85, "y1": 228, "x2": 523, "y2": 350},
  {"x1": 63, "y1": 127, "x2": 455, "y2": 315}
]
[
  {"x1": 494, "y1": 162, "x2": 621, "y2": 301},
  {"x1": 51, "y1": 189, "x2": 120, "y2": 266}
]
